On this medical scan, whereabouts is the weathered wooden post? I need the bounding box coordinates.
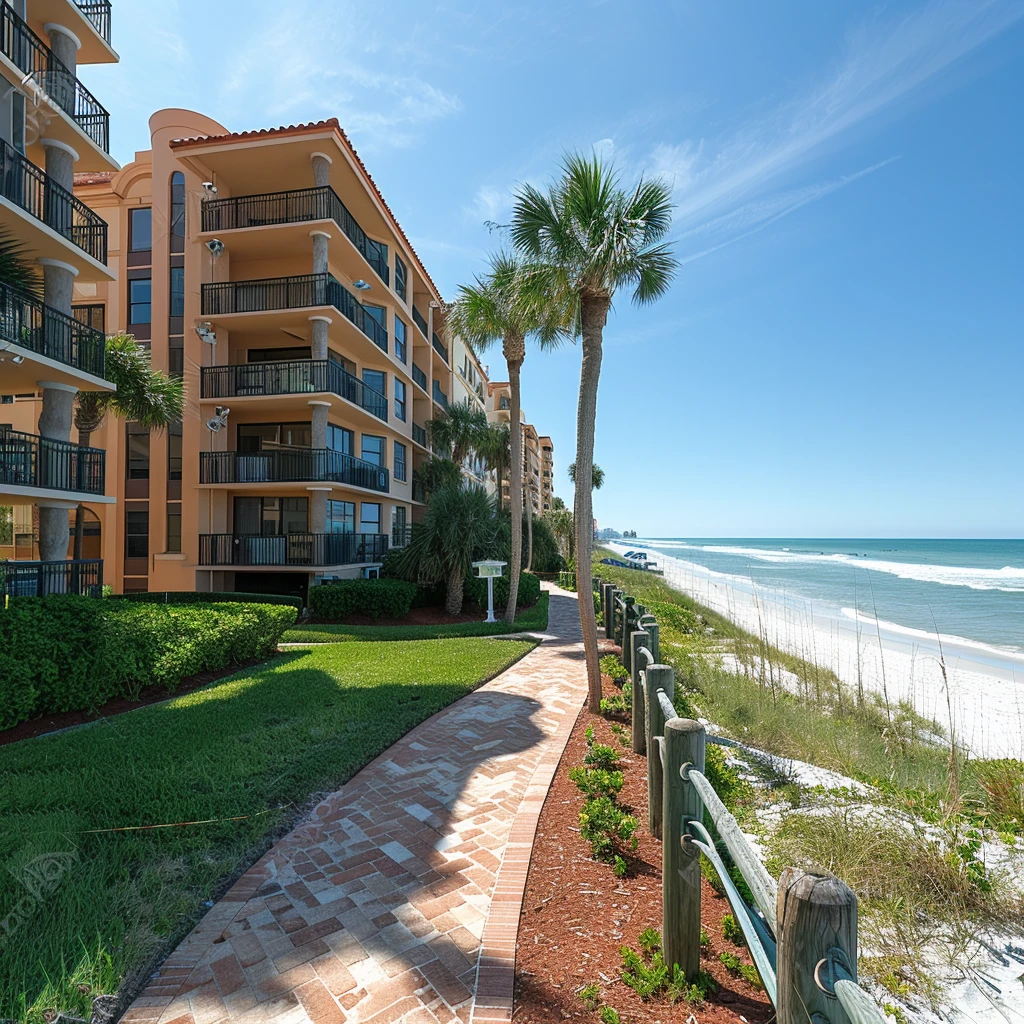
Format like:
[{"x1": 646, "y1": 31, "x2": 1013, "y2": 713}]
[
  {"x1": 663, "y1": 718, "x2": 705, "y2": 979},
  {"x1": 604, "y1": 585, "x2": 617, "y2": 639},
  {"x1": 644, "y1": 664, "x2": 673, "y2": 838},
  {"x1": 776, "y1": 868, "x2": 858, "y2": 1024},
  {"x1": 629, "y1": 628, "x2": 650, "y2": 754},
  {"x1": 618, "y1": 595, "x2": 634, "y2": 650},
  {"x1": 646, "y1": 621, "x2": 660, "y2": 664}
]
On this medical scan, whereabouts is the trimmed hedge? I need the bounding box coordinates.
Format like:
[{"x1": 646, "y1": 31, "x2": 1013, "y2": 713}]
[
  {"x1": 465, "y1": 571, "x2": 540, "y2": 611},
  {"x1": 0, "y1": 597, "x2": 296, "y2": 730},
  {"x1": 112, "y1": 590, "x2": 303, "y2": 612},
  {"x1": 308, "y1": 578, "x2": 418, "y2": 621}
]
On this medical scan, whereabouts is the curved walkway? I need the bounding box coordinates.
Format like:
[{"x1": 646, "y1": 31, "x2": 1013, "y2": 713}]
[{"x1": 124, "y1": 586, "x2": 591, "y2": 1024}]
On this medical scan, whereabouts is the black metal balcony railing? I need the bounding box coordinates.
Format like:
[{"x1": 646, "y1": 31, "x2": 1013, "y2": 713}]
[
  {"x1": 412, "y1": 423, "x2": 427, "y2": 448},
  {"x1": 412, "y1": 479, "x2": 426, "y2": 503},
  {"x1": 432, "y1": 332, "x2": 448, "y2": 364},
  {"x1": 391, "y1": 524, "x2": 412, "y2": 549},
  {"x1": 411, "y1": 363, "x2": 427, "y2": 391},
  {"x1": 0, "y1": 558, "x2": 103, "y2": 597},
  {"x1": 76, "y1": 1, "x2": 112, "y2": 44},
  {"x1": 200, "y1": 448, "x2": 389, "y2": 493},
  {"x1": 201, "y1": 360, "x2": 388, "y2": 422},
  {"x1": 1, "y1": 281, "x2": 106, "y2": 378},
  {"x1": 72, "y1": 303, "x2": 105, "y2": 335},
  {"x1": 201, "y1": 273, "x2": 388, "y2": 353},
  {"x1": 0, "y1": 2, "x2": 110, "y2": 152},
  {"x1": 199, "y1": 532, "x2": 389, "y2": 568},
  {"x1": 201, "y1": 186, "x2": 389, "y2": 286},
  {"x1": 0, "y1": 427, "x2": 105, "y2": 495},
  {"x1": 411, "y1": 306, "x2": 428, "y2": 336},
  {"x1": 0, "y1": 139, "x2": 108, "y2": 263},
  {"x1": 432, "y1": 382, "x2": 448, "y2": 409}
]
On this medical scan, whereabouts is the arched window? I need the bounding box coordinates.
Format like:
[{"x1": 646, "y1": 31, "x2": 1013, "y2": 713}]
[{"x1": 169, "y1": 172, "x2": 185, "y2": 253}]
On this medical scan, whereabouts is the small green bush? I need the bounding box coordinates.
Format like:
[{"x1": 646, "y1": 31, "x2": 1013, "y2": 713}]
[
  {"x1": 600, "y1": 654, "x2": 629, "y2": 682},
  {"x1": 579, "y1": 796, "x2": 638, "y2": 869},
  {"x1": 722, "y1": 912, "x2": 745, "y2": 945},
  {"x1": 112, "y1": 590, "x2": 303, "y2": 612},
  {"x1": 569, "y1": 765, "x2": 624, "y2": 799},
  {"x1": 464, "y1": 570, "x2": 541, "y2": 611},
  {"x1": 308, "y1": 578, "x2": 418, "y2": 621},
  {"x1": 0, "y1": 598, "x2": 296, "y2": 729},
  {"x1": 557, "y1": 569, "x2": 577, "y2": 591},
  {"x1": 598, "y1": 1007, "x2": 620, "y2": 1024}
]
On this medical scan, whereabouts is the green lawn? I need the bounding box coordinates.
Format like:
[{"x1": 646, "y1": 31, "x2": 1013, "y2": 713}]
[
  {"x1": 283, "y1": 591, "x2": 549, "y2": 643},
  {"x1": 0, "y1": 637, "x2": 534, "y2": 1024}
]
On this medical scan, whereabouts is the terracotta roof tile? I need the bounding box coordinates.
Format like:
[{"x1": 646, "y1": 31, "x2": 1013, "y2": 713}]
[
  {"x1": 74, "y1": 171, "x2": 115, "y2": 185},
  {"x1": 169, "y1": 118, "x2": 444, "y2": 302}
]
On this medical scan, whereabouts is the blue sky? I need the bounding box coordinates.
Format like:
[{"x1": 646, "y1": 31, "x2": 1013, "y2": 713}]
[{"x1": 85, "y1": 1, "x2": 1024, "y2": 537}]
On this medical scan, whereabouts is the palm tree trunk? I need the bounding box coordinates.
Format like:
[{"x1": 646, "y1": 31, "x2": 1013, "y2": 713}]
[
  {"x1": 505, "y1": 352, "x2": 525, "y2": 624},
  {"x1": 575, "y1": 295, "x2": 609, "y2": 712},
  {"x1": 526, "y1": 486, "x2": 534, "y2": 571},
  {"x1": 446, "y1": 563, "x2": 465, "y2": 616}
]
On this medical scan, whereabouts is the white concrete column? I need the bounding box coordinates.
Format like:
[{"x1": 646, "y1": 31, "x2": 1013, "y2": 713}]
[
  {"x1": 36, "y1": 379, "x2": 75, "y2": 440},
  {"x1": 308, "y1": 399, "x2": 330, "y2": 449},
  {"x1": 310, "y1": 230, "x2": 331, "y2": 275},
  {"x1": 310, "y1": 151, "x2": 332, "y2": 188},
  {"x1": 307, "y1": 487, "x2": 331, "y2": 535},
  {"x1": 37, "y1": 499, "x2": 76, "y2": 562},
  {"x1": 45, "y1": 22, "x2": 80, "y2": 76},
  {"x1": 38, "y1": 257, "x2": 77, "y2": 315},
  {"x1": 40, "y1": 138, "x2": 78, "y2": 192},
  {"x1": 308, "y1": 315, "x2": 331, "y2": 361}
]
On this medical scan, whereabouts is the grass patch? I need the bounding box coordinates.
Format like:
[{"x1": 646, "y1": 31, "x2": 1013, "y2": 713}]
[
  {"x1": 0, "y1": 638, "x2": 533, "y2": 1023},
  {"x1": 283, "y1": 592, "x2": 549, "y2": 643}
]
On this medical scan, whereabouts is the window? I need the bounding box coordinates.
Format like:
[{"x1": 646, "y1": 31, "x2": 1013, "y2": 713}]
[
  {"x1": 237, "y1": 423, "x2": 311, "y2": 452},
  {"x1": 248, "y1": 347, "x2": 311, "y2": 363},
  {"x1": 129, "y1": 278, "x2": 152, "y2": 324},
  {"x1": 233, "y1": 496, "x2": 308, "y2": 536},
  {"x1": 394, "y1": 379, "x2": 406, "y2": 421},
  {"x1": 359, "y1": 502, "x2": 381, "y2": 534},
  {"x1": 327, "y1": 500, "x2": 355, "y2": 535},
  {"x1": 126, "y1": 422, "x2": 150, "y2": 479},
  {"x1": 394, "y1": 316, "x2": 407, "y2": 363},
  {"x1": 130, "y1": 208, "x2": 152, "y2": 251},
  {"x1": 361, "y1": 434, "x2": 385, "y2": 467},
  {"x1": 169, "y1": 336, "x2": 183, "y2": 377},
  {"x1": 168, "y1": 421, "x2": 182, "y2": 480},
  {"x1": 328, "y1": 424, "x2": 353, "y2": 455},
  {"x1": 170, "y1": 172, "x2": 185, "y2": 253},
  {"x1": 362, "y1": 368, "x2": 386, "y2": 397},
  {"x1": 166, "y1": 504, "x2": 181, "y2": 553},
  {"x1": 394, "y1": 441, "x2": 407, "y2": 482},
  {"x1": 391, "y1": 505, "x2": 407, "y2": 540},
  {"x1": 125, "y1": 510, "x2": 149, "y2": 558},
  {"x1": 395, "y1": 255, "x2": 407, "y2": 301},
  {"x1": 169, "y1": 266, "x2": 184, "y2": 317}
]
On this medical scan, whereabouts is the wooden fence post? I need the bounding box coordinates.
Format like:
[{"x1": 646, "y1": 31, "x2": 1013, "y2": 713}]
[
  {"x1": 644, "y1": 664, "x2": 674, "y2": 838},
  {"x1": 618, "y1": 596, "x2": 634, "y2": 650},
  {"x1": 776, "y1": 868, "x2": 858, "y2": 1024},
  {"x1": 629, "y1": 629, "x2": 649, "y2": 754},
  {"x1": 646, "y1": 621, "x2": 659, "y2": 665},
  {"x1": 602, "y1": 584, "x2": 614, "y2": 637},
  {"x1": 662, "y1": 718, "x2": 705, "y2": 979}
]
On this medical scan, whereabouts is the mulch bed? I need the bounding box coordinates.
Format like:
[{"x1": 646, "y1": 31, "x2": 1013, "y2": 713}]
[
  {"x1": 314, "y1": 599, "x2": 538, "y2": 627},
  {"x1": 514, "y1": 673, "x2": 774, "y2": 1024},
  {"x1": 0, "y1": 658, "x2": 267, "y2": 747}
]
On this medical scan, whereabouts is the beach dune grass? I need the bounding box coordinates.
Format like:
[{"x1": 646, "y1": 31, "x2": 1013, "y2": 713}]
[{"x1": 0, "y1": 637, "x2": 534, "y2": 1024}]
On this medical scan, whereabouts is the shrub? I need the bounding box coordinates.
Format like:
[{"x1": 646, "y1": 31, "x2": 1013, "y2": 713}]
[
  {"x1": 722, "y1": 912, "x2": 745, "y2": 945},
  {"x1": 557, "y1": 569, "x2": 577, "y2": 591},
  {"x1": 600, "y1": 655, "x2": 629, "y2": 682},
  {"x1": 0, "y1": 597, "x2": 295, "y2": 730},
  {"x1": 598, "y1": 1007, "x2": 620, "y2": 1024},
  {"x1": 569, "y1": 766, "x2": 624, "y2": 799},
  {"x1": 308, "y1": 578, "x2": 418, "y2": 621},
  {"x1": 464, "y1": 570, "x2": 540, "y2": 611},
  {"x1": 579, "y1": 796, "x2": 638, "y2": 871},
  {"x1": 112, "y1": 590, "x2": 303, "y2": 612}
]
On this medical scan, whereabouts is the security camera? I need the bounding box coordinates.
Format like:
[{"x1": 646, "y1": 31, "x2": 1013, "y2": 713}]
[
  {"x1": 215, "y1": 406, "x2": 230, "y2": 418},
  {"x1": 202, "y1": 182, "x2": 218, "y2": 196},
  {"x1": 206, "y1": 238, "x2": 225, "y2": 256},
  {"x1": 194, "y1": 323, "x2": 216, "y2": 344}
]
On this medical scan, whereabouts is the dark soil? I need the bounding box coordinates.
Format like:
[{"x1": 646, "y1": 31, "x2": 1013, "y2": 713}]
[
  {"x1": 0, "y1": 658, "x2": 267, "y2": 747},
  {"x1": 514, "y1": 674, "x2": 774, "y2": 1024}
]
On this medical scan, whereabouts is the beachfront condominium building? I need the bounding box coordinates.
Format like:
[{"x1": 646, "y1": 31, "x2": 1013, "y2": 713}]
[
  {"x1": 450, "y1": 333, "x2": 494, "y2": 495},
  {"x1": 485, "y1": 381, "x2": 551, "y2": 515},
  {"x1": 8, "y1": 108, "x2": 455, "y2": 599},
  {"x1": 0, "y1": 0, "x2": 118, "y2": 596},
  {"x1": 538, "y1": 435, "x2": 554, "y2": 512}
]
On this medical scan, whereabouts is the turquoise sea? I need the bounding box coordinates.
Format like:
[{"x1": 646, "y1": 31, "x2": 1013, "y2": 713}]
[{"x1": 632, "y1": 539, "x2": 1024, "y2": 656}]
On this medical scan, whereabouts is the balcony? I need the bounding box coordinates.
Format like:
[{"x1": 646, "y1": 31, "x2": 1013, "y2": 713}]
[
  {"x1": 391, "y1": 524, "x2": 412, "y2": 549},
  {"x1": 412, "y1": 306, "x2": 428, "y2": 336},
  {"x1": 0, "y1": 557, "x2": 102, "y2": 597},
  {"x1": 412, "y1": 423, "x2": 427, "y2": 448},
  {"x1": 1, "y1": 281, "x2": 107, "y2": 384},
  {"x1": 76, "y1": 2, "x2": 112, "y2": 44},
  {"x1": 201, "y1": 186, "x2": 389, "y2": 285},
  {"x1": 201, "y1": 273, "x2": 388, "y2": 353},
  {"x1": 199, "y1": 448, "x2": 388, "y2": 493},
  {"x1": 432, "y1": 382, "x2": 448, "y2": 409},
  {"x1": 411, "y1": 363, "x2": 427, "y2": 391},
  {"x1": 202, "y1": 360, "x2": 388, "y2": 423},
  {"x1": 432, "y1": 332, "x2": 448, "y2": 364},
  {"x1": 0, "y1": 139, "x2": 108, "y2": 265},
  {"x1": 0, "y1": 2, "x2": 110, "y2": 153},
  {"x1": 199, "y1": 532, "x2": 389, "y2": 568},
  {"x1": 0, "y1": 427, "x2": 105, "y2": 497}
]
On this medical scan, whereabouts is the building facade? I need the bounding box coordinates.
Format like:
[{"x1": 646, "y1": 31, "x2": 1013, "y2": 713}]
[
  {"x1": 22, "y1": 108, "x2": 457, "y2": 599},
  {"x1": 450, "y1": 334, "x2": 493, "y2": 493},
  {"x1": 0, "y1": 0, "x2": 118, "y2": 595},
  {"x1": 485, "y1": 381, "x2": 552, "y2": 516}
]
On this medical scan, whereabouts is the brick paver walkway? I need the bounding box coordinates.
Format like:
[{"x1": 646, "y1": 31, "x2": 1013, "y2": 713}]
[{"x1": 124, "y1": 586, "x2": 593, "y2": 1024}]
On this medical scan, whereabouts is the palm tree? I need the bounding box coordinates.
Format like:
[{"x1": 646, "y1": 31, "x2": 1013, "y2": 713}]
[
  {"x1": 72, "y1": 333, "x2": 184, "y2": 558},
  {"x1": 446, "y1": 252, "x2": 572, "y2": 623},
  {"x1": 395, "y1": 483, "x2": 499, "y2": 615},
  {"x1": 546, "y1": 503, "x2": 575, "y2": 562},
  {"x1": 511, "y1": 154, "x2": 677, "y2": 711},
  {"x1": 568, "y1": 461, "x2": 605, "y2": 490},
  {"x1": 427, "y1": 401, "x2": 489, "y2": 468},
  {"x1": 478, "y1": 423, "x2": 511, "y2": 510},
  {"x1": 0, "y1": 230, "x2": 41, "y2": 297}
]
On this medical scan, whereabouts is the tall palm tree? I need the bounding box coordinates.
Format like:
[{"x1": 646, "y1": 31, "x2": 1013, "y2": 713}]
[
  {"x1": 0, "y1": 230, "x2": 41, "y2": 297},
  {"x1": 72, "y1": 333, "x2": 184, "y2": 558},
  {"x1": 395, "y1": 483, "x2": 499, "y2": 615},
  {"x1": 511, "y1": 154, "x2": 677, "y2": 711},
  {"x1": 446, "y1": 252, "x2": 572, "y2": 623},
  {"x1": 478, "y1": 422, "x2": 511, "y2": 510},
  {"x1": 546, "y1": 502, "x2": 575, "y2": 562},
  {"x1": 427, "y1": 401, "x2": 488, "y2": 468},
  {"x1": 568, "y1": 461, "x2": 605, "y2": 490}
]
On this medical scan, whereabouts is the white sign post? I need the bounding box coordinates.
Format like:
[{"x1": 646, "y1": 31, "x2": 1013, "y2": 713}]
[{"x1": 472, "y1": 560, "x2": 507, "y2": 624}]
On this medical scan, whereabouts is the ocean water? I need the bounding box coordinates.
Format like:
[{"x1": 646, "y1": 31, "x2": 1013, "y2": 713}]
[{"x1": 629, "y1": 539, "x2": 1024, "y2": 656}]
